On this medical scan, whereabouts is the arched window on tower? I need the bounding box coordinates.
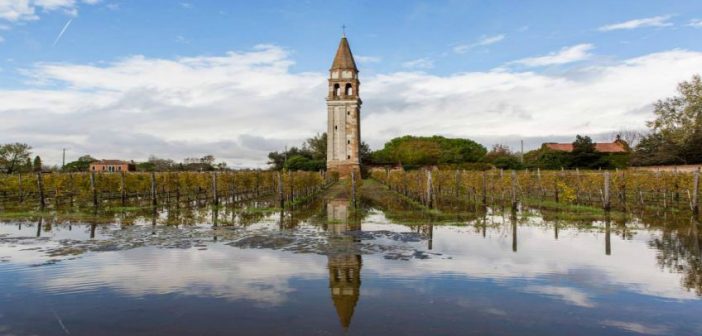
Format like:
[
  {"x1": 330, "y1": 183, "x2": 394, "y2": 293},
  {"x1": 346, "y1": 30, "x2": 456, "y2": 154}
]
[
  {"x1": 333, "y1": 84, "x2": 341, "y2": 97},
  {"x1": 345, "y1": 83, "x2": 353, "y2": 96}
]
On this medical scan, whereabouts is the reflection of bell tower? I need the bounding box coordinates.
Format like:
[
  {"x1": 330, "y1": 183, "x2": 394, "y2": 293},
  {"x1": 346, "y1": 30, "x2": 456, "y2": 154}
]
[
  {"x1": 326, "y1": 198, "x2": 362, "y2": 330},
  {"x1": 326, "y1": 34, "x2": 361, "y2": 179}
]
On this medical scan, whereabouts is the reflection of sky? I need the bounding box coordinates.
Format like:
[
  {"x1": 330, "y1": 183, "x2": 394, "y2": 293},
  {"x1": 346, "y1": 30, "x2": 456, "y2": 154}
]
[
  {"x1": 22, "y1": 245, "x2": 327, "y2": 306},
  {"x1": 1, "y1": 208, "x2": 702, "y2": 335},
  {"x1": 360, "y1": 224, "x2": 699, "y2": 301}
]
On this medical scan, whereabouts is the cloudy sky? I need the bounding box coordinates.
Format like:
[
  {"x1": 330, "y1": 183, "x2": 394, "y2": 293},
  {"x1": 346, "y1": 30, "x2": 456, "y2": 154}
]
[{"x1": 0, "y1": 0, "x2": 701, "y2": 167}]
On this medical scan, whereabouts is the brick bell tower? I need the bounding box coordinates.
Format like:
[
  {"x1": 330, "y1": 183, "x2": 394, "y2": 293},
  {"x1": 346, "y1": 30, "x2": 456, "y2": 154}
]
[{"x1": 326, "y1": 34, "x2": 361, "y2": 178}]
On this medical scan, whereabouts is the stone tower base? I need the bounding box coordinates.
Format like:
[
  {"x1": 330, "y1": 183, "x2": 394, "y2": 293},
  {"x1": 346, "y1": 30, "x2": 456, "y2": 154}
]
[{"x1": 328, "y1": 162, "x2": 360, "y2": 179}]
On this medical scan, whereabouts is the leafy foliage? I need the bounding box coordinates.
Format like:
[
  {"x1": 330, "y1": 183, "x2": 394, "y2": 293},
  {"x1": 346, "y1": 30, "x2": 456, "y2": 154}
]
[
  {"x1": 525, "y1": 135, "x2": 628, "y2": 169},
  {"x1": 370, "y1": 135, "x2": 487, "y2": 166},
  {"x1": 482, "y1": 144, "x2": 523, "y2": 170},
  {"x1": 0, "y1": 143, "x2": 33, "y2": 174},
  {"x1": 32, "y1": 156, "x2": 42, "y2": 172},
  {"x1": 633, "y1": 74, "x2": 702, "y2": 165},
  {"x1": 63, "y1": 155, "x2": 97, "y2": 172},
  {"x1": 267, "y1": 133, "x2": 371, "y2": 171}
]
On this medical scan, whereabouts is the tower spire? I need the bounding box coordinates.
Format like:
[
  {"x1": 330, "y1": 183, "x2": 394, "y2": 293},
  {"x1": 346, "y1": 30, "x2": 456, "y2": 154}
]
[{"x1": 330, "y1": 35, "x2": 358, "y2": 71}]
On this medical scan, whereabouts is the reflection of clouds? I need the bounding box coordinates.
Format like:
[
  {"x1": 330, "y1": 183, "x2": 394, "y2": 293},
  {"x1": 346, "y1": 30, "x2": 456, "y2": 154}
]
[
  {"x1": 601, "y1": 320, "x2": 671, "y2": 335},
  {"x1": 362, "y1": 222, "x2": 699, "y2": 301},
  {"x1": 523, "y1": 285, "x2": 595, "y2": 308},
  {"x1": 36, "y1": 245, "x2": 326, "y2": 306},
  {"x1": 0, "y1": 241, "x2": 62, "y2": 265}
]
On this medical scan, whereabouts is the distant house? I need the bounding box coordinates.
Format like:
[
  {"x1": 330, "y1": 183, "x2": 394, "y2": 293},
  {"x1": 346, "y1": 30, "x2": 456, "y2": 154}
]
[
  {"x1": 542, "y1": 136, "x2": 630, "y2": 153},
  {"x1": 89, "y1": 160, "x2": 135, "y2": 173}
]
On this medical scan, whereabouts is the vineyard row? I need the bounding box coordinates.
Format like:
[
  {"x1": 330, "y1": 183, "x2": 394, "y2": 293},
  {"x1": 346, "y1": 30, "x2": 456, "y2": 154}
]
[
  {"x1": 0, "y1": 171, "x2": 332, "y2": 210},
  {"x1": 371, "y1": 168, "x2": 701, "y2": 214}
]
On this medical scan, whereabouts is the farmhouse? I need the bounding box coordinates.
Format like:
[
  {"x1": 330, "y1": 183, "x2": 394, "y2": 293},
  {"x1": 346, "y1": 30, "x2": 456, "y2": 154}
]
[
  {"x1": 542, "y1": 136, "x2": 630, "y2": 153},
  {"x1": 89, "y1": 160, "x2": 135, "y2": 172}
]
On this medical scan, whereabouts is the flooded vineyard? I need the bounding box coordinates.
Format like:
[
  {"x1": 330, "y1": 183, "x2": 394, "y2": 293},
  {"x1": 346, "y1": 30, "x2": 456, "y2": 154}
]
[{"x1": 1, "y1": 179, "x2": 702, "y2": 335}]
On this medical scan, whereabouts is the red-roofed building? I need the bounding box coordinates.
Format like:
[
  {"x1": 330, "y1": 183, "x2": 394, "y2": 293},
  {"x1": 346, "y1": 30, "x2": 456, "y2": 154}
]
[
  {"x1": 89, "y1": 160, "x2": 135, "y2": 173},
  {"x1": 542, "y1": 136, "x2": 630, "y2": 153}
]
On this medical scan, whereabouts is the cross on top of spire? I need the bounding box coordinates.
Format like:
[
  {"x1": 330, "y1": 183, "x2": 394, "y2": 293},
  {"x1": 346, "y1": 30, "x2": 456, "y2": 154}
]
[{"x1": 342, "y1": 24, "x2": 346, "y2": 37}]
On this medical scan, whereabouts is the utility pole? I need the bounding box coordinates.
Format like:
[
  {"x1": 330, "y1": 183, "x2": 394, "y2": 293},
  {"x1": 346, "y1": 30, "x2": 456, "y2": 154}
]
[
  {"x1": 62, "y1": 148, "x2": 66, "y2": 169},
  {"x1": 520, "y1": 140, "x2": 524, "y2": 163}
]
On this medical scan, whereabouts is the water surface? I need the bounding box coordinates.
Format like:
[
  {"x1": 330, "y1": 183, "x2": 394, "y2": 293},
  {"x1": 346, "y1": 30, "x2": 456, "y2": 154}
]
[{"x1": 1, "y1": 187, "x2": 701, "y2": 335}]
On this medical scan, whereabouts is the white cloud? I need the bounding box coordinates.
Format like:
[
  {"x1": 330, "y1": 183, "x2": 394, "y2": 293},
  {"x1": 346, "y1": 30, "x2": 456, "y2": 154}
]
[
  {"x1": 601, "y1": 320, "x2": 671, "y2": 335},
  {"x1": 0, "y1": 0, "x2": 98, "y2": 21},
  {"x1": 2, "y1": 46, "x2": 702, "y2": 167},
  {"x1": 453, "y1": 34, "x2": 505, "y2": 54},
  {"x1": 523, "y1": 285, "x2": 595, "y2": 307},
  {"x1": 511, "y1": 43, "x2": 594, "y2": 67},
  {"x1": 402, "y1": 57, "x2": 434, "y2": 69},
  {"x1": 598, "y1": 15, "x2": 673, "y2": 31},
  {"x1": 689, "y1": 19, "x2": 702, "y2": 28}
]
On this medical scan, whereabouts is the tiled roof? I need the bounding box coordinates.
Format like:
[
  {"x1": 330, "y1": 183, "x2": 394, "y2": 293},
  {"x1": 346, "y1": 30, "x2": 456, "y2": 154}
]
[
  {"x1": 544, "y1": 142, "x2": 628, "y2": 153},
  {"x1": 331, "y1": 37, "x2": 358, "y2": 71}
]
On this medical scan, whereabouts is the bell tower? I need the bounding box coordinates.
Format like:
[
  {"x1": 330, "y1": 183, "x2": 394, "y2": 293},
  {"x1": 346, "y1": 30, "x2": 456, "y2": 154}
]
[{"x1": 327, "y1": 34, "x2": 361, "y2": 178}]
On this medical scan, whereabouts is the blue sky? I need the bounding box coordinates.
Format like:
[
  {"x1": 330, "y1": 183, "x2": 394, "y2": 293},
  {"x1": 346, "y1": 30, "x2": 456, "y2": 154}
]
[
  {"x1": 0, "y1": 0, "x2": 701, "y2": 166},
  {"x1": 3, "y1": 1, "x2": 702, "y2": 78}
]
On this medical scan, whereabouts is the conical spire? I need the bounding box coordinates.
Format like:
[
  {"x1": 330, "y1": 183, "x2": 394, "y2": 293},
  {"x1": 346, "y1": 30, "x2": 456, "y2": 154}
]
[
  {"x1": 333, "y1": 293, "x2": 359, "y2": 330},
  {"x1": 331, "y1": 37, "x2": 358, "y2": 71}
]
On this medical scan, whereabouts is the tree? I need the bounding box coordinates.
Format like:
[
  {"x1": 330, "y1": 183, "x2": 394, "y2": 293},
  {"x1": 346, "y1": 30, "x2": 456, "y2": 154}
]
[
  {"x1": 648, "y1": 74, "x2": 702, "y2": 147},
  {"x1": 370, "y1": 135, "x2": 486, "y2": 167},
  {"x1": 524, "y1": 148, "x2": 571, "y2": 169},
  {"x1": 201, "y1": 155, "x2": 216, "y2": 166},
  {"x1": 284, "y1": 155, "x2": 325, "y2": 171},
  {"x1": 33, "y1": 156, "x2": 42, "y2": 172},
  {"x1": 305, "y1": 133, "x2": 327, "y2": 160},
  {"x1": 63, "y1": 155, "x2": 97, "y2": 172},
  {"x1": 483, "y1": 144, "x2": 523, "y2": 169},
  {"x1": 268, "y1": 133, "x2": 332, "y2": 171},
  {"x1": 24, "y1": 158, "x2": 32, "y2": 173},
  {"x1": 147, "y1": 155, "x2": 176, "y2": 171},
  {"x1": 612, "y1": 129, "x2": 643, "y2": 148},
  {"x1": 570, "y1": 135, "x2": 600, "y2": 168},
  {"x1": 0, "y1": 143, "x2": 32, "y2": 174},
  {"x1": 633, "y1": 74, "x2": 702, "y2": 165},
  {"x1": 359, "y1": 141, "x2": 372, "y2": 165}
]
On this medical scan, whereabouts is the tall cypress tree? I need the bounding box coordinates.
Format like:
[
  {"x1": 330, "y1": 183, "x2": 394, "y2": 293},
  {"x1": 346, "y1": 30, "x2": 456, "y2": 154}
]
[{"x1": 33, "y1": 156, "x2": 42, "y2": 172}]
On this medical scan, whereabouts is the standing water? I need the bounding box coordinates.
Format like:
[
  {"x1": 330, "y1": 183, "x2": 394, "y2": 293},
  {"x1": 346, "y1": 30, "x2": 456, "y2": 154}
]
[{"x1": 0, "y1": 182, "x2": 701, "y2": 335}]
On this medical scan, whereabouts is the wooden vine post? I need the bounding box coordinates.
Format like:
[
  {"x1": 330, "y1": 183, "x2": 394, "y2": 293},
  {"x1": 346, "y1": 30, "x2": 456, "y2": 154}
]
[
  {"x1": 426, "y1": 170, "x2": 433, "y2": 209},
  {"x1": 511, "y1": 170, "x2": 518, "y2": 211},
  {"x1": 603, "y1": 171, "x2": 611, "y2": 211},
  {"x1": 120, "y1": 171, "x2": 127, "y2": 206},
  {"x1": 36, "y1": 172, "x2": 45, "y2": 209},
  {"x1": 454, "y1": 170, "x2": 461, "y2": 198},
  {"x1": 18, "y1": 174, "x2": 23, "y2": 203},
  {"x1": 90, "y1": 171, "x2": 98, "y2": 208},
  {"x1": 277, "y1": 172, "x2": 284, "y2": 209},
  {"x1": 481, "y1": 170, "x2": 487, "y2": 206},
  {"x1": 211, "y1": 172, "x2": 219, "y2": 206},
  {"x1": 150, "y1": 172, "x2": 157, "y2": 207},
  {"x1": 692, "y1": 168, "x2": 700, "y2": 215}
]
